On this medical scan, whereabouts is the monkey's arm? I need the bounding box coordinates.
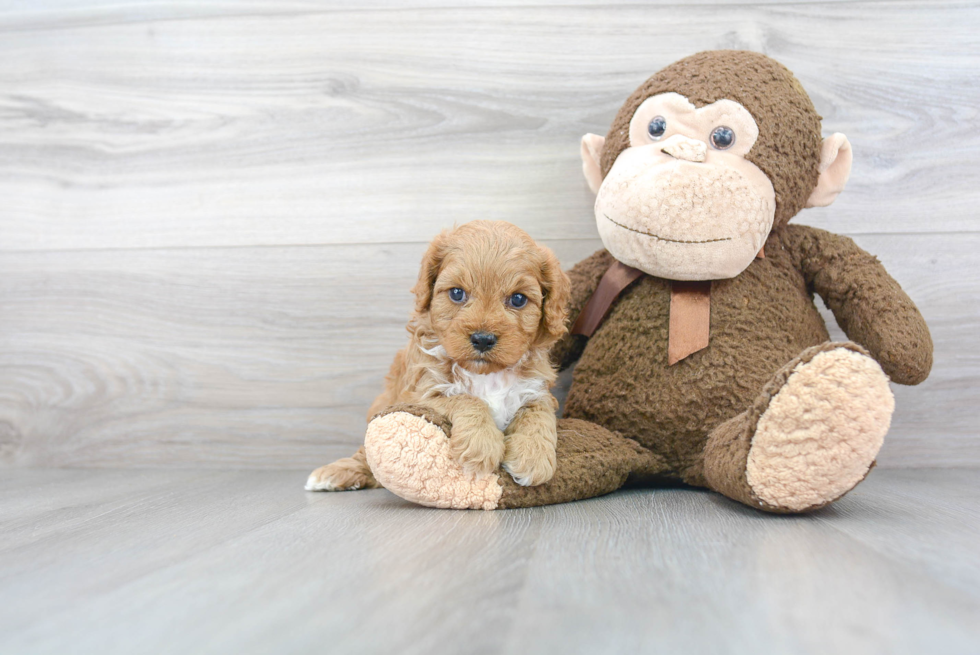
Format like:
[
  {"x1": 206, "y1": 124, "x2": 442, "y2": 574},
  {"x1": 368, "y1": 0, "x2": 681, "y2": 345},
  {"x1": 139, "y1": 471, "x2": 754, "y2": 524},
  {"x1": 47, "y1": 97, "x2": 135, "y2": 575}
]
[
  {"x1": 550, "y1": 248, "x2": 616, "y2": 370},
  {"x1": 783, "y1": 224, "x2": 933, "y2": 385}
]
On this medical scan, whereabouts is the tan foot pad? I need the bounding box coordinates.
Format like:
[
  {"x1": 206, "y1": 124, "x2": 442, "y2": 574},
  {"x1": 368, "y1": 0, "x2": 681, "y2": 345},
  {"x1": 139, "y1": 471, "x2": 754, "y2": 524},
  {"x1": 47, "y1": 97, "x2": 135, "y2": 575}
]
[
  {"x1": 363, "y1": 411, "x2": 503, "y2": 510},
  {"x1": 747, "y1": 348, "x2": 894, "y2": 511}
]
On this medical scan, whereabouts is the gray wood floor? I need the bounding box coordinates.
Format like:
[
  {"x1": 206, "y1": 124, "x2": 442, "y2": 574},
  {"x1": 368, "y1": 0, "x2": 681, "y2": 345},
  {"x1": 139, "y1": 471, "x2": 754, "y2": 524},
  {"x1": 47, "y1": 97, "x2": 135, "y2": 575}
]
[{"x1": 1, "y1": 468, "x2": 977, "y2": 655}]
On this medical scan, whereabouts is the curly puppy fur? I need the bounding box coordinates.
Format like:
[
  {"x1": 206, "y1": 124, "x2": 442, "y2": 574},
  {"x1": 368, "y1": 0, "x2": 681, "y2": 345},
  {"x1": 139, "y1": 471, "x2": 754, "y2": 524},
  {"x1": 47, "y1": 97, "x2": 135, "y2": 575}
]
[{"x1": 306, "y1": 220, "x2": 571, "y2": 492}]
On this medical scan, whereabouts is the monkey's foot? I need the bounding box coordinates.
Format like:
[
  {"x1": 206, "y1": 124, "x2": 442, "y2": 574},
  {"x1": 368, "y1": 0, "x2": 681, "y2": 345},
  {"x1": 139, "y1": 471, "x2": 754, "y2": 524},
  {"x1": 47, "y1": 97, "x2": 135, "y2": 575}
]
[
  {"x1": 363, "y1": 404, "x2": 503, "y2": 510},
  {"x1": 704, "y1": 343, "x2": 894, "y2": 513},
  {"x1": 750, "y1": 343, "x2": 894, "y2": 511}
]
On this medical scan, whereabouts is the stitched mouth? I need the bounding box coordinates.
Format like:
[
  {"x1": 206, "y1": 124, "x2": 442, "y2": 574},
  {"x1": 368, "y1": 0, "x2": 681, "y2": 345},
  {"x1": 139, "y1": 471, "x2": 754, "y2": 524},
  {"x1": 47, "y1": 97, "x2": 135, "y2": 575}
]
[{"x1": 604, "y1": 214, "x2": 733, "y2": 244}]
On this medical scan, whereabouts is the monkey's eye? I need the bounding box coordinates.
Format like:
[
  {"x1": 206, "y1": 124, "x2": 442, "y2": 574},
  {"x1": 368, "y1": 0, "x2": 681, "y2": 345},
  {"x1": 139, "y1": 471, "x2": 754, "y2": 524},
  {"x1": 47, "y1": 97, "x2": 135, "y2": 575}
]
[
  {"x1": 448, "y1": 288, "x2": 467, "y2": 303},
  {"x1": 647, "y1": 116, "x2": 667, "y2": 140},
  {"x1": 508, "y1": 293, "x2": 528, "y2": 309},
  {"x1": 710, "y1": 126, "x2": 735, "y2": 150}
]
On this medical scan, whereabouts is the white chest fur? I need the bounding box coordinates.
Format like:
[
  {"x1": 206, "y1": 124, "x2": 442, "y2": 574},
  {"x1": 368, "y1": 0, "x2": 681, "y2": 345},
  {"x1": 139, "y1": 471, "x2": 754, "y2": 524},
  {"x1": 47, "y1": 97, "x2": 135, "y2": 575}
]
[{"x1": 434, "y1": 367, "x2": 547, "y2": 431}]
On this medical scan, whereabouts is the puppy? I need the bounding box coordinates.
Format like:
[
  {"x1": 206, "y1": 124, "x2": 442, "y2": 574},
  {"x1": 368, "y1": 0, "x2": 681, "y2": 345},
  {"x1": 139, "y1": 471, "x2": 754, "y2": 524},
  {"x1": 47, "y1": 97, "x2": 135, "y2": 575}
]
[{"x1": 306, "y1": 220, "x2": 570, "y2": 492}]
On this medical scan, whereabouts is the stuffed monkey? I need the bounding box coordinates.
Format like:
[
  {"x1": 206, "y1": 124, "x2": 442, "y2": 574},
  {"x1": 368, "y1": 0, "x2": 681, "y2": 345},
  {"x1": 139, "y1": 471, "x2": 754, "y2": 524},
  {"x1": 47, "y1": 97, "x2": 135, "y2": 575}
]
[{"x1": 363, "y1": 50, "x2": 933, "y2": 512}]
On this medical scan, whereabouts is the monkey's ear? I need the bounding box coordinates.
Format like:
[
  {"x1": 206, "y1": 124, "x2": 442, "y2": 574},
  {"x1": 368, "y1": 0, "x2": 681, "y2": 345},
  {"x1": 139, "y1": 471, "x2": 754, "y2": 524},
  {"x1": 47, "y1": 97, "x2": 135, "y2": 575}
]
[
  {"x1": 806, "y1": 133, "x2": 852, "y2": 208},
  {"x1": 581, "y1": 133, "x2": 606, "y2": 194},
  {"x1": 411, "y1": 231, "x2": 448, "y2": 314}
]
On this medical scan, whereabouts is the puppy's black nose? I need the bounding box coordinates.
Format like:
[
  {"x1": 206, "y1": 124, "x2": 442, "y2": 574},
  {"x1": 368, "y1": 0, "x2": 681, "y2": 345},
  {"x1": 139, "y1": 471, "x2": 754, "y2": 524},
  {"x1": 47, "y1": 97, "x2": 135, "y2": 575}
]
[{"x1": 470, "y1": 332, "x2": 497, "y2": 353}]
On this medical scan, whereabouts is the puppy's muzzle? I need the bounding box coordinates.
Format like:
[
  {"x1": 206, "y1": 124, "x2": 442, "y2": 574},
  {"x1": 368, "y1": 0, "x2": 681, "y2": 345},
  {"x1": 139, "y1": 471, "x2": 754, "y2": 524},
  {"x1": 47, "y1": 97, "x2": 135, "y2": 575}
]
[{"x1": 470, "y1": 332, "x2": 497, "y2": 353}]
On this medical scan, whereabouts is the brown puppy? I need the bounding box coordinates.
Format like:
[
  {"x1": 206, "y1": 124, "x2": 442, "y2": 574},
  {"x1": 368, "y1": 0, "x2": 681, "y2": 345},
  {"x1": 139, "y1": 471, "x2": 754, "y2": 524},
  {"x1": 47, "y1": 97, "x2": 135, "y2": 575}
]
[{"x1": 306, "y1": 220, "x2": 570, "y2": 491}]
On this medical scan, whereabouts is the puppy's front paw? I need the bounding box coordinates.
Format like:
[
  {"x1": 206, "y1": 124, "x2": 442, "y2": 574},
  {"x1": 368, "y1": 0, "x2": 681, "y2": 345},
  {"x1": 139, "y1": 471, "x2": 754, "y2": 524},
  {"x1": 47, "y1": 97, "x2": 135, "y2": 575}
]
[
  {"x1": 450, "y1": 424, "x2": 506, "y2": 478},
  {"x1": 503, "y1": 432, "x2": 557, "y2": 487}
]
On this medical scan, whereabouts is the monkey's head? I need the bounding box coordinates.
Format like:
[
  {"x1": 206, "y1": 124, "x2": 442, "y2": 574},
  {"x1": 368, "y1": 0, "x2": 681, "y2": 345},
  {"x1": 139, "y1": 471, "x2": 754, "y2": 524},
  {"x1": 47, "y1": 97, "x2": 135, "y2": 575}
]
[{"x1": 581, "y1": 50, "x2": 852, "y2": 280}]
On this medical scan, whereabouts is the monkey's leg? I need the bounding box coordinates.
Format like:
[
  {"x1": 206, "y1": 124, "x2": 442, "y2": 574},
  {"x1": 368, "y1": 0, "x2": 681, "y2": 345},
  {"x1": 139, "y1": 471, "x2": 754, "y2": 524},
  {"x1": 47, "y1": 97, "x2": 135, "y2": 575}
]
[
  {"x1": 363, "y1": 404, "x2": 666, "y2": 510},
  {"x1": 305, "y1": 446, "x2": 382, "y2": 492},
  {"x1": 695, "y1": 342, "x2": 894, "y2": 513}
]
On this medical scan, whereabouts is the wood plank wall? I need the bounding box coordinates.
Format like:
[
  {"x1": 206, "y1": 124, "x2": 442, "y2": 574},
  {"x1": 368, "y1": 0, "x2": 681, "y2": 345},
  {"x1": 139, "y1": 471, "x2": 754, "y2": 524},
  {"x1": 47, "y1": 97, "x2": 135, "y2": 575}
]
[{"x1": 1, "y1": 1, "x2": 977, "y2": 469}]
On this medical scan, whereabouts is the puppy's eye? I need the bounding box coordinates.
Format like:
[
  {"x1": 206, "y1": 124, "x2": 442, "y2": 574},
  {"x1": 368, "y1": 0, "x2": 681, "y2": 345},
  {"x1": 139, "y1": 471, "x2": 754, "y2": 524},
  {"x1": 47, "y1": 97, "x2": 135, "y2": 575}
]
[
  {"x1": 647, "y1": 116, "x2": 667, "y2": 140},
  {"x1": 508, "y1": 293, "x2": 528, "y2": 309},
  {"x1": 448, "y1": 287, "x2": 467, "y2": 303},
  {"x1": 710, "y1": 126, "x2": 735, "y2": 150}
]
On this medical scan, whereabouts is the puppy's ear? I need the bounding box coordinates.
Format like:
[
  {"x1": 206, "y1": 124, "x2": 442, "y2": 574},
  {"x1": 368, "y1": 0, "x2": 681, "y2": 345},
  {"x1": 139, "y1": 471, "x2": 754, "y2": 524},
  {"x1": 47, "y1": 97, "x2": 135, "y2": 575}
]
[
  {"x1": 536, "y1": 245, "x2": 571, "y2": 345},
  {"x1": 411, "y1": 230, "x2": 449, "y2": 314}
]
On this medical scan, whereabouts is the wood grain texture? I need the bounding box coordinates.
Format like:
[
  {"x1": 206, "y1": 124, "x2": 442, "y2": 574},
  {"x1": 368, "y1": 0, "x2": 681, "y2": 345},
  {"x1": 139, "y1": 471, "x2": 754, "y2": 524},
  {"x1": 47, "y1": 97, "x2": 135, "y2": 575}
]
[
  {"x1": 0, "y1": 0, "x2": 910, "y2": 17},
  {"x1": 0, "y1": 468, "x2": 977, "y2": 654},
  {"x1": 0, "y1": 2, "x2": 978, "y2": 251},
  {"x1": 0, "y1": 1, "x2": 977, "y2": 469}
]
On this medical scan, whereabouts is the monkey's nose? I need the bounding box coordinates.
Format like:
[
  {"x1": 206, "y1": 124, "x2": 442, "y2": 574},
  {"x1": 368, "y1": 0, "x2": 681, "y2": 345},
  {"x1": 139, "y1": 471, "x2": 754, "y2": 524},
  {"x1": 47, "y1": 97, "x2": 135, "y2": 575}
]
[
  {"x1": 470, "y1": 332, "x2": 497, "y2": 353},
  {"x1": 660, "y1": 135, "x2": 707, "y2": 163}
]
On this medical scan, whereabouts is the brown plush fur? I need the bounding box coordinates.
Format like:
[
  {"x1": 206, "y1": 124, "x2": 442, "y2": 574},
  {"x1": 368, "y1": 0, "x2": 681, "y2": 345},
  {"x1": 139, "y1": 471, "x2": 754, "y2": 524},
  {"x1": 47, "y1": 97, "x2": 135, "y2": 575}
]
[
  {"x1": 307, "y1": 220, "x2": 571, "y2": 491},
  {"x1": 560, "y1": 235, "x2": 835, "y2": 478},
  {"x1": 542, "y1": 223, "x2": 931, "y2": 501}
]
